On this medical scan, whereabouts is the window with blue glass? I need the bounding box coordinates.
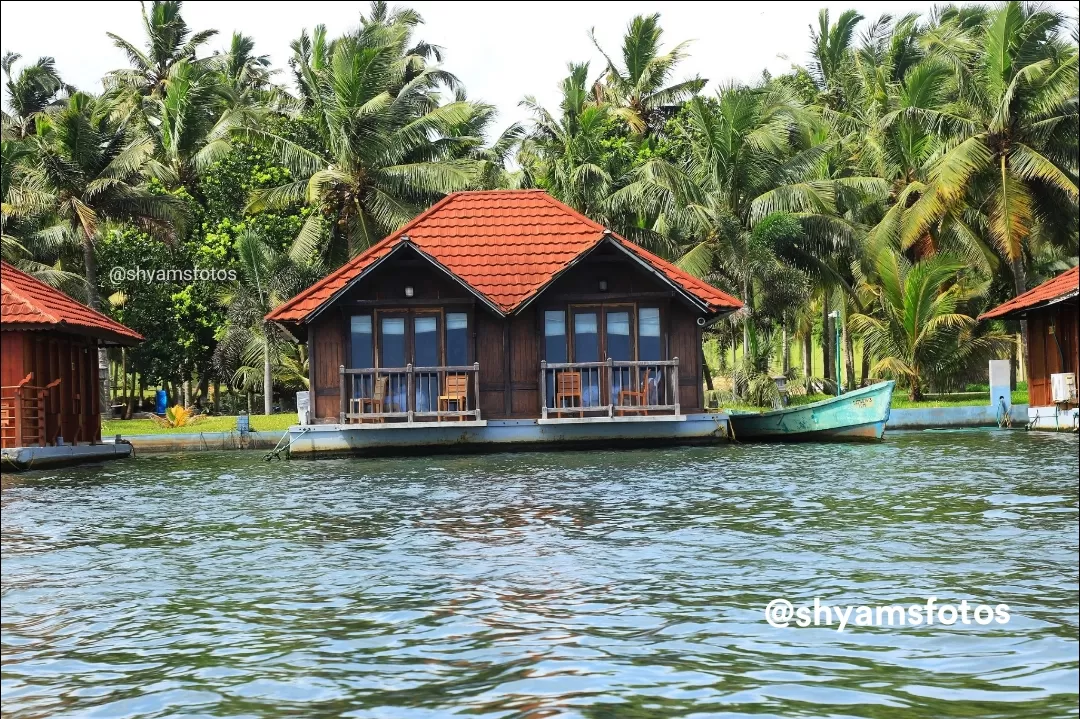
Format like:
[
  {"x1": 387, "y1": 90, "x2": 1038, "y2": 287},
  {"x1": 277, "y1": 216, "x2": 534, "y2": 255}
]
[
  {"x1": 350, "y1": 315, "x2": 374, "y2": 399},
  {"x1": 638, "y1": 308, "x2": 661, "y2": 361},
  {"x1": 350, "y1": 315, "x2": 373, "y2": 368},
  {"x1": 446, "y1": 313, "x2": 468, "y2": 365}
]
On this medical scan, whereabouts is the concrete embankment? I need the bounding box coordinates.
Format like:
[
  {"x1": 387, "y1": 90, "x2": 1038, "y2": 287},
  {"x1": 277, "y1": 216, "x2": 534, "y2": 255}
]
[
  {"x1": 122, "y1": 431, "x2": 286, "y2": 453},
  {"x1": 885, "y1": 404, "x2": 1028, "y2": 430},
  {"x1": 115, "y1": 405, "x2": 1029, "y2": 455}
]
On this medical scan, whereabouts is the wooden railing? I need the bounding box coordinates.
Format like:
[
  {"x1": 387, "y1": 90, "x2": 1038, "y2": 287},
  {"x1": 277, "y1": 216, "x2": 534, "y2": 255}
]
[
  {"x1": 1, "y1": 374, "x2": 61, "y2": 449},
  {"x1": 339, "y1": 363, "x2": 481, "y2": 424},
  {"x1": 540, "y1": 359, "x2": 680, "y2": 419}
]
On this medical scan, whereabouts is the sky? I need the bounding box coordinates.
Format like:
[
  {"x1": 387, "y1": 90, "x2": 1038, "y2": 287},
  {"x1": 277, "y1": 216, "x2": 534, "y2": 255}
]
[{"x1": 2, "y1": 0, "x2": 1077, "y2": 133}]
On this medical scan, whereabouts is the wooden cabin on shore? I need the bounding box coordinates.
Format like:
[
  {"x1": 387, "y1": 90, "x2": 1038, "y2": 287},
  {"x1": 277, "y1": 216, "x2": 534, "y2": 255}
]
[
  {"x1": 980, "y1": 265, "x2": 1079, "y2": 431},
  {"x1": 268, "y1": 190, "x2": 742, "y2": 455},
  {"x1": 1, "y1": 261, "x2": 142, "y2": 463}
]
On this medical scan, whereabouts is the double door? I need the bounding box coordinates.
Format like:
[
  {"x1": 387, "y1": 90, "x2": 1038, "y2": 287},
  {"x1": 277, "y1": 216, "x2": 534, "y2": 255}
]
[
  {"x1": 544, "y1": 304, "x2": 638, "y2": 408},
  {"x1": 351, "y1": 310, "x2": 469, "y2": 413}
]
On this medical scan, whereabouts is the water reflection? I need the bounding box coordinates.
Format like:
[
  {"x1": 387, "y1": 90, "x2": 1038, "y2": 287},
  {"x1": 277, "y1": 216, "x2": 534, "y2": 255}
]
[{"x1": 2, "y1": 430, "x2": 1077, "y2": 718}]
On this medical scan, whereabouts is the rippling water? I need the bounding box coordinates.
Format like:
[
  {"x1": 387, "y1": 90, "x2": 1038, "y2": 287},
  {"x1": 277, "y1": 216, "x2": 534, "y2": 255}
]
[{"x1": 2, "y1": 430, "x2": 1078, "y2": 718}]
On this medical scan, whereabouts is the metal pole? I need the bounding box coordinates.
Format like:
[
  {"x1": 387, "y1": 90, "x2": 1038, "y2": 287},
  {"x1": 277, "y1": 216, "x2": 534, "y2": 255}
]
[{"x1": 836, "y1": 320, "x2": 842, "y2": 395}]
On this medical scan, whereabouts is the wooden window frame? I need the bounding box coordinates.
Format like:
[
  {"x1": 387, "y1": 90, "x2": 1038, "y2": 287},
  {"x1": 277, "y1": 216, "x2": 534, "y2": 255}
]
[{"x1": 348, "y1": 306, "x2": 475, "y2": 369}]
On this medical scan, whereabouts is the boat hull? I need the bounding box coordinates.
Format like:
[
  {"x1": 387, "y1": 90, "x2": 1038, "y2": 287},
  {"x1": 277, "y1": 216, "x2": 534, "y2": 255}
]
[{"x1": 727, "y1": 381, "x2": 895, "y2": 442}]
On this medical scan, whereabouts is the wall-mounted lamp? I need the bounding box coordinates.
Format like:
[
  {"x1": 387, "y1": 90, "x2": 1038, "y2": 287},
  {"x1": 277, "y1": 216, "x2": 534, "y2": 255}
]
[
  {"x1": 598, "y1": 279, "x2": 608, "y2": 292},
  {"x1": 404, "y1": 285, "x2": 415, "y2": 298}
]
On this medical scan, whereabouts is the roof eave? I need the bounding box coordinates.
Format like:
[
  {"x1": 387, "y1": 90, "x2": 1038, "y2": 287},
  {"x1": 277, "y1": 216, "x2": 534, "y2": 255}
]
[
  {"x1": 980, "y1": 289, "x2": 1079, "y2": 321},
  {"x1": 1, "y1": 321, "x2": 143, "y2": 345}
]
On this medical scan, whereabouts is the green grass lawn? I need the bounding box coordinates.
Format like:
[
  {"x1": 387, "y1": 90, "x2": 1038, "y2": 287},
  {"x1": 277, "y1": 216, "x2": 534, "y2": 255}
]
[
  {"x1": 890, "y1": 389, "x2": 1028, "y2": 409},
  {"x1": 102, "y1": 414, "x2": 298, "y2": 436}
]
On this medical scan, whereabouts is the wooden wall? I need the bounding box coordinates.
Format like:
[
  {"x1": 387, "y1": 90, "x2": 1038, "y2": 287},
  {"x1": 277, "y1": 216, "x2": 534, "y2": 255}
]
[
  {"x1": 310, "y1": 313, "x2": 345, "y2": 422},
  {"x1": 1, "y1": 330, "x2": 101, "y2": 446},
  {"x1": 304, "y1": 244, "x2": 711, "y2": 420},
  {"x1": 1026, "y1": 301, "x2": 1079, "y2": 407}
]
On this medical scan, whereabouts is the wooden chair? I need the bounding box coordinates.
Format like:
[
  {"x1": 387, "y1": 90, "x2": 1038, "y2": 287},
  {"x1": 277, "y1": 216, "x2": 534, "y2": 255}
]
[
  {"x1": 438, "y1": 374, "x2": 470, "y2": 421},
  {"x1": 555, "y1": 371, "x2": 583, "y2": 417},
  {"x1": 350, "y1": 376, "x2": 388, "y2": 423},
  {"x1": 617, "y1": 368, "x2": 653, "y2": 416}
]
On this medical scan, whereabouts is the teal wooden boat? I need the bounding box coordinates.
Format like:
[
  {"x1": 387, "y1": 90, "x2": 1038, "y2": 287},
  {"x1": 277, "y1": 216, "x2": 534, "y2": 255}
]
[{"x1": 726, "y1": 380, "x2": 896, "y2": 442}]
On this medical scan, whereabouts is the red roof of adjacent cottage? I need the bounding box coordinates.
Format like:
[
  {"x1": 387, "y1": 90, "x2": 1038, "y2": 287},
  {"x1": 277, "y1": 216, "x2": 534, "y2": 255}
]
[
  {"x1": 268, "y1": 190, "x2": 742, "y2": 322},
  {"x1": 1, "y1": 261, "x2": 143, "y2": 344},
  {"x1": 979, "y1": 265, "x2": 1079, "y2": 320}
]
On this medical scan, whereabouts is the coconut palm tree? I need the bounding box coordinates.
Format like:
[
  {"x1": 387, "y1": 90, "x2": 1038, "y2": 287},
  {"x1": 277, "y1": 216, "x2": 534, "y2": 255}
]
[
  {"x1": 519, "y1": 63, "x2": 618, "y2": 219},
  {"x1": 214, "y1": 229, "x2": 321, "y2": 414},
  {"x1": 247, "y1": 6, "x2": 488, "y2": 264},
  {"x1": 147, "y1": 59, "x2": 244, "y2": 189},
  {"x1": 2, "y1": 53, "x2": 70, "y2": 137},
  {"x1": 106, "y1": 0, "x2": 217, "y2": 98},
  {"x1": 27, "y1": 92, "x2": 187, "y2": 309},
  {"x1": 851, "y1": 248, "x2": 1009, "y2": 400},
  {"x1": 907, "y1": 1, "x2": 1078, "y2": 302},
  {"x1": 809, "y1": 8, "x2": 864, "y2": 111},
  {"x1": 1, "y1": 137, "x2": 85, "y2": 293},
  {"x1": 213, "y1": 32, "x2": 273, "y2": 95},
  {"x1": 588, "y1": 13, "x2": 705, "y2": 134}
]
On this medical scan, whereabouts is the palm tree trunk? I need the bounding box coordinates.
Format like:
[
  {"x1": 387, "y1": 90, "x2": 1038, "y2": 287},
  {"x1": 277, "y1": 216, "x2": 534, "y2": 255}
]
[
  {"x1": 860, "y1": 342, "x2": 870, "y2": 388},
  {"x1": 84, "y1": 234, "x2": 113, "y2": 414},
  {"x1": 701, "y1": 346, "x2": 714, "y2": 391},
  {"x1": 781, "y1": 325, "x2": 790, "y2": 374},
  {"x1": 1010, "y1": 258, "x2": 1029, "y2": 384},
  {"x1": 802, "y1": 330, "x2": 812, "y2": 379},
  {"x1": 263, "y1": 343, "x2": 273, "y2": 415},
  {"x1": 120, "y1": 350, "x2": 129, "y2": 418},
  {"x1": 741, "y1": 277, "x2": 750, "y2": 367}
]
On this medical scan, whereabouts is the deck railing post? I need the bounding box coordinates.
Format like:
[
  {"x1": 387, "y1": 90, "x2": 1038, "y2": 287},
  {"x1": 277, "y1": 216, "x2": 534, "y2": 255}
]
[
  {"x1": 14, "y1": 386, "x2": 24, "y2": 448},
  {"x1": 540, "y1": 360, "x2": 548, "y2": 419},
  {"x1": 339, "y1": 365, "x2": 346, "y2": 424},
  {"x1": 672, "y1": 357, "x2": 680, "y2": 416},
  {"x1": 607, "y1": 358, "x2": 614, "y2": 417},
  {"x1": 473, "y1": 362, "x2": 481, "y2": 421},
  {"x1": 406, "y1": 364, "x2": 414, "y2": 424}
]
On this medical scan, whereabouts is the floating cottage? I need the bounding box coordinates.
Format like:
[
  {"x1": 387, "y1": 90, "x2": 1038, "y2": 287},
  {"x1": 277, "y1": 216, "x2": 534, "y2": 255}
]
[
  {"x1": 980, "y1": 265, "x2": 1079, "y2": 431},
  {"x1": 1, "y1": 261, "x2": 142, "y2": 470},
  {"x1": 268, "y1": 190, "x2": 743, "y2": 456}
]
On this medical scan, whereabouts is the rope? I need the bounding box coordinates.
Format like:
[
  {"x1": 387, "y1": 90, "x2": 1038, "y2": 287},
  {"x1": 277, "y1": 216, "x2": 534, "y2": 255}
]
[{"x1": 264, "y1": 426, "x2": 311, "y2": 461}]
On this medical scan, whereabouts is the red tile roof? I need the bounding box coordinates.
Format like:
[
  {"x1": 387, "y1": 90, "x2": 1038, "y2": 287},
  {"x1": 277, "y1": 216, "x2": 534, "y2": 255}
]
[
  {"x1": 979, "y1": 265, "x2": 1079, "y2": 320},
  {"x1": 268, "y1": 190, "x2": 742, "y2": 322},
  {"x1": 1, "y1": 261, "x2": 143, "y2": 344}
]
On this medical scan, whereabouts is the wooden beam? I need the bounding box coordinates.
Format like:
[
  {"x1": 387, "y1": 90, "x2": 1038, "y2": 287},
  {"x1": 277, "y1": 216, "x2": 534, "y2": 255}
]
[
  {"x1": 545, "y1": 291, "x2": 676, "y2": 303},
  {"x1": 339, "y1": 298, "x2": 476, "y2": 307}
]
